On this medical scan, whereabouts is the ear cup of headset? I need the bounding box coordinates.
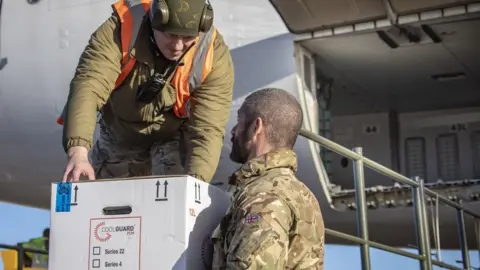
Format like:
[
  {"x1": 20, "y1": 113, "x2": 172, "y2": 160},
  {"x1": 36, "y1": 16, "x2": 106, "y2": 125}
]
[
  {"x1": 151, "y1": 0, "x2": 169, "y2": 29},
  {"x1": 198, "y1": 3, "x2": 214, "y2": 32}
]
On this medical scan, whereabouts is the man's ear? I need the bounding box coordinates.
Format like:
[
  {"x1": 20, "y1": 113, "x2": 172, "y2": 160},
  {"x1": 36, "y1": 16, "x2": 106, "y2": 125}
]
[{"x1": 252, "y1": 117, "x2": 264, "y2": 137}]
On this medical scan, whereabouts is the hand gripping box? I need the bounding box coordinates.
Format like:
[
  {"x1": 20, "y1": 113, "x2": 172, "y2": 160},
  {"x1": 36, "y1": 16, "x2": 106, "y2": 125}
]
[{"x1": 48, "y1": 175, "x2": 231, "y2": 270}]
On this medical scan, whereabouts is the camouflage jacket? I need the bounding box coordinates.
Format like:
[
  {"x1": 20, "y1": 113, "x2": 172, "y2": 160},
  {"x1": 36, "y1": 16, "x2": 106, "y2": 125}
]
[
  {"x1": 211, "y1": 149, "x2": 325, "y2": 269},
  {"x1": 62, "y1": 13, "x2": 234, "y2": 182}
]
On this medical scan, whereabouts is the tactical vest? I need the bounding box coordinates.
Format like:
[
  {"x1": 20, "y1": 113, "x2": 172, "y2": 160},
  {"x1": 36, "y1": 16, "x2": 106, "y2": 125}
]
[{"x1": 56, "y1": 0, "x2": 217, "y2": 125}]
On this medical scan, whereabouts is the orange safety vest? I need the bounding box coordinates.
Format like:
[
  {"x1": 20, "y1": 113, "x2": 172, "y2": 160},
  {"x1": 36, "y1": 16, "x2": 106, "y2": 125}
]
[{"x1": 56, "y1": 0, "x2": 217, "y2": 125}]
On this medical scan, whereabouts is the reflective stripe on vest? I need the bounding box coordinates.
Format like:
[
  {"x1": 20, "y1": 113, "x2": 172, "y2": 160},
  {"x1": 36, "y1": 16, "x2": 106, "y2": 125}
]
[
  {"x1": 56, "y1": 0, "x2": 216, "y2": 125},
  {"x1": 173, "y1": 26, "x2": 217, "y2": 118}
]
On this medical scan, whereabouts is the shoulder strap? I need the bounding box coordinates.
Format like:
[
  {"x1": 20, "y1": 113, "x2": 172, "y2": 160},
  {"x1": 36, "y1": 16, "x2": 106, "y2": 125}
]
[
  {"x1": 175, "y1": 27, "x2": 216, "y2": 118},
  {"x1": 56, "y1": 0, "x2": 149, "y2": 125},
  {"x1": 112, "y1": 0, "x2": 150, "y2": 89}
]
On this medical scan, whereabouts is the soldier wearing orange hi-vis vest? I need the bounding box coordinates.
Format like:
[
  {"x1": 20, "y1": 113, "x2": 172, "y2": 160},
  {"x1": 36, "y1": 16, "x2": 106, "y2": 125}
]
[{"x1": 59, "y1": 0, "x2": 234, "y2": 182}]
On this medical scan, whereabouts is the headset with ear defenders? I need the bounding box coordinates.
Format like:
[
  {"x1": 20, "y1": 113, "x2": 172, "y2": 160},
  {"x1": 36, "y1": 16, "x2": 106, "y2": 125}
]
[{"x1": 151, "y1": 0, "x2": 214, "y2": 33}]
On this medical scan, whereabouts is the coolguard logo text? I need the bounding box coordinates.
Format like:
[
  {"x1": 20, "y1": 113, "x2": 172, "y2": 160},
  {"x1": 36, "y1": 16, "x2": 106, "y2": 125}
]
[{"x1": 94, "y1": 221, "x2": 136, "y2": 242}]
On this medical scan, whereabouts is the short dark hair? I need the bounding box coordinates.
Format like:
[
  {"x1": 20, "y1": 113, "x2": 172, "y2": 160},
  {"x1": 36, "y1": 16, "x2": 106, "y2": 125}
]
[{"x1": 240, "y1": 88, "x2": 303, "y2": 149}]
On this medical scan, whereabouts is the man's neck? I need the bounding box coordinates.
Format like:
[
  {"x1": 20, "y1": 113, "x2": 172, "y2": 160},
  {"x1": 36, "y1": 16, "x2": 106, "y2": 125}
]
[{"x1": 247, "y1": 144, "x2": 273, "y2": 161}]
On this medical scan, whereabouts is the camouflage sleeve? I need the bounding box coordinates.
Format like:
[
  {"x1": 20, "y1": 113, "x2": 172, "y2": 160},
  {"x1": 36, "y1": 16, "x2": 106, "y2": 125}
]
[
  {"x1": 62, "y1": 13, "x2": 122, "y2": 152},
  {"x1": 184, "y1": 30, "x2": 234, "y2": 182},
  {"x1": 225, "y1": 193, "x2": 292, "y2": 269}
]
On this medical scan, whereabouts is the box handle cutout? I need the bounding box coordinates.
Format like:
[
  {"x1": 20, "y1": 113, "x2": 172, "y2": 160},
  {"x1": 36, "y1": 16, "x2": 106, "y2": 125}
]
[{"x1": 102, "y1": 206, "x2": 132, "y2": 215}]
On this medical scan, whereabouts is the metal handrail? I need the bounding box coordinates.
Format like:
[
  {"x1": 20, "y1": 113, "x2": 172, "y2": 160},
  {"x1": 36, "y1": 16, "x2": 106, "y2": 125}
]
[
  {"x1": 325, "y1": 229, "x2": 464, "y2": 270},
  {"x1": 299, "y1": 128, "x2": 479, "y2": 270},
  {"x1": 0, "y1": 243, "x2": 47, "y2": 270},
  {"x1": 299, "y1": 129, "x2": 479, "y2": 218}
]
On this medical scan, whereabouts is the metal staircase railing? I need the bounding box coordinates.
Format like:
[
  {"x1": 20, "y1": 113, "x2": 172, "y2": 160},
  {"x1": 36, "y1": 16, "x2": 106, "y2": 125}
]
[
  {"x1": 0, "y1": 243, "x2": 47, "y2": 270},
  {"x1": 300, "y1": 128, "x2": 480, "y2": 270}
]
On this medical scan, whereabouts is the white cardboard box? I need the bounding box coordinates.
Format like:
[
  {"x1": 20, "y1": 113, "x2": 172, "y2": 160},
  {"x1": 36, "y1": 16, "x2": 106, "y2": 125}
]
[{"x1": 48, "y1": 175, "x2": 231, "y2": 270}]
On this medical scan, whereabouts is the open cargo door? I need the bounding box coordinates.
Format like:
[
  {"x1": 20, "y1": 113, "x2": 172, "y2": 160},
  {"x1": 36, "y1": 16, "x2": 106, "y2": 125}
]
[
  {"x1": 296, "y1": 45, "x2": 318, "y2": 143},
  {"x1": 268, "y1": 0, "x2": 479, "y2": 35},
  {"x1": 294, "y1": 44, "x2": 336, "y2": 207}
]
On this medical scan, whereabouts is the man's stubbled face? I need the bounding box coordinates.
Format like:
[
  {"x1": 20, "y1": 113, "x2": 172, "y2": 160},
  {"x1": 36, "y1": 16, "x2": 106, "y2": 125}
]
[{"x1": 229, "y1": 111, "x2": 253, "y2": 164}]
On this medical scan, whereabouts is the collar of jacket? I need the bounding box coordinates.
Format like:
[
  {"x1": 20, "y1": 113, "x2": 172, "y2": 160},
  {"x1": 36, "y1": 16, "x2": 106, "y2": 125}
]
[
  {"x1": 228, "y1": 148, "x2": 298, "y2": 187},
  {"x1": 128, "y1": 16, "x2": 186, "y2": 69}
]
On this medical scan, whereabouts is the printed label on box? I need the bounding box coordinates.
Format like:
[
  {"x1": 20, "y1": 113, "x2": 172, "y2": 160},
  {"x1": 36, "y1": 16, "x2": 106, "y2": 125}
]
[{"x1": 88, "y1": 217, "x2": 142, "y2": 270}]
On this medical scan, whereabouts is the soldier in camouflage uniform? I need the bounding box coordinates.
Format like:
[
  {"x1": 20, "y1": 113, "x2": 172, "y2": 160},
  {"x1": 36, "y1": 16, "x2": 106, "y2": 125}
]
[
  {"x1": 211, "y1": 88, "x2": 325, "y2": 269},
  {"x1": 60, "y1": 0, "x2": 233, "y2": 182}
]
